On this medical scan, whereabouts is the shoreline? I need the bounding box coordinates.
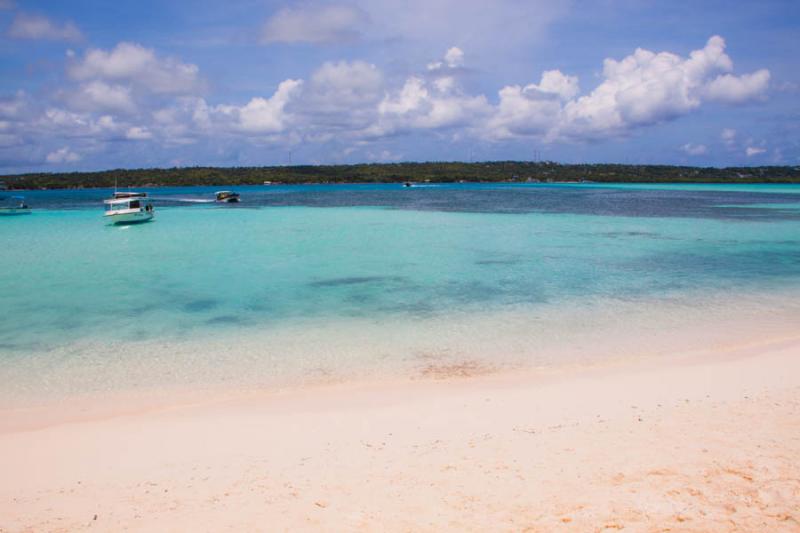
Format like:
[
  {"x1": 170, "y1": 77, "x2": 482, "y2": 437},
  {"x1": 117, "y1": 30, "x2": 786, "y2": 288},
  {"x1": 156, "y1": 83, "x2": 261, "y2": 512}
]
[
  {"x1": 2, "y1": 331, "x2": 799, "y2": 435},
  {"x1": 2, "y1": 286, "x2": 799, "y2": 433},
  {"x1": 4, "y1": 284, "x2": 799, "y2": 396},
  {"x1": 2, "y1": 334, "x2": 799, "y2": 530}
]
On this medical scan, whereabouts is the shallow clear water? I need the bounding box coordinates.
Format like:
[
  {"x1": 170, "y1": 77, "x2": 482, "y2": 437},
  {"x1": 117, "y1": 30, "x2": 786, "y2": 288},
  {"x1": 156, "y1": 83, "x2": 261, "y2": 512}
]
[{"x1": 1, "y1": 183, "x2": 799, "y2": 401}]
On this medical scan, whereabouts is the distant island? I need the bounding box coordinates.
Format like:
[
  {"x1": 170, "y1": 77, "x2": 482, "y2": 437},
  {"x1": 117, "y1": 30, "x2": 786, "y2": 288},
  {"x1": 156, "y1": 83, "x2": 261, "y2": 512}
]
[{"x1": 2, "y1": 161, "x2": 799, "y2": 189}]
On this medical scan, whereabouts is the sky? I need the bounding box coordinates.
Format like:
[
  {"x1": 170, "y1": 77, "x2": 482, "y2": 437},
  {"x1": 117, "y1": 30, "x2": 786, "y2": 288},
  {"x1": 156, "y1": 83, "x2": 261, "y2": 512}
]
[{"x1": 0, "y1": 0, "x2": 798, "y2": 173}]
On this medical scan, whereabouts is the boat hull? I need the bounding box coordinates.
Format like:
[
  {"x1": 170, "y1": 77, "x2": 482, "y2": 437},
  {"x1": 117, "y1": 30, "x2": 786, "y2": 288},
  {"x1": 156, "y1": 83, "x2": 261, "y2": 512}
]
[
  {"x1": 0, "y1": 208, "x2": 31, "y2": 216},
  {"x1": 104, "y1": 211, "x2": 154, "y2": 224},
  {"x1": 215, "y1": 191, "x2": 240, "y2": 203}
]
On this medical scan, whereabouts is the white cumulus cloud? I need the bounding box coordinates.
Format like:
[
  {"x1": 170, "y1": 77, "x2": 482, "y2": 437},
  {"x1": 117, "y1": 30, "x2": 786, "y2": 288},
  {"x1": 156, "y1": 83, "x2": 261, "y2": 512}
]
[
  {"x1": 215, "y1": 79, "x2": 303, "y2": 133},
  {"x1": 704, "y1": 70, "x2": 770, "y2": 104},
  {"x1": 428, "y1": 47, "x2": 466, "y2": 71},
  {"x1": 370, "y1": 46, "x2": 491, "y2": 136},
  {"x1": 563, "y1": 37, "x2": 740, "y2": 137},
  {"x1": 66, "y1": 81, "x2": 135, "y2": 113},
  {"x1": 67, "y1": 42, "x2": 202, "y2": 95},
  {"x1": 292, "y1": 60, "x2": 384, "y2": 132},
  {"x1": 486, "y1": 35, "x2": 771, "y2": 142},
  {"x1": 151, "y1": 97, "x2": 212, "y2": 144},
  {"x1": 306, "y1": 61, "x2": 383, "y2": 110},
  {"x1": 681, "y1": 143, "x2": 708, "y2": 156},
  {"x1": 126, "y1": 126, "x2": 152, "y2": 140},
  {"x1": 444, "y1": 47, "x2": 464, "y2": 68},
  {"x1": 746, "y1": 146, "x2": 766, "y2": 157},
  {"x1": 46, "y1": 146, "x2": 80, "y2": 163},
  {"x1": 376, "y1": 75, "x2": 491, "y2": 135},
  {"x1": 487, "y1": 70, "x2": 580, "y2": 140}
]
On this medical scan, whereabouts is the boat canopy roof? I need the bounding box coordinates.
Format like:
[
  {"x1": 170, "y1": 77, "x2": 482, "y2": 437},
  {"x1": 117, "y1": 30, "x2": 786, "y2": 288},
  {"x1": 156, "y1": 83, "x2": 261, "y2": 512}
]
[
  {"x1": 113, "y1": 191, "x2": 147, "y2": 199},
  {"x1": 105, "y1": 197, "x2": 148, "y2": 205}
]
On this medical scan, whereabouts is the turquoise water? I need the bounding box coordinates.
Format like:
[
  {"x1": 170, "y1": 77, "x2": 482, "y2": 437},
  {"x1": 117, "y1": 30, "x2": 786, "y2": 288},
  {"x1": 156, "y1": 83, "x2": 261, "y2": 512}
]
[{"x1": 1, "y1": 183, "x2": 799, "y2": 401}]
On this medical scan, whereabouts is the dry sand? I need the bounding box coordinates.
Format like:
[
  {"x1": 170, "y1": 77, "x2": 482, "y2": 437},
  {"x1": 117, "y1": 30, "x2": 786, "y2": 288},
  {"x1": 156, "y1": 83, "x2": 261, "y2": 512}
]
[{"x1": 1, "y1": 337, "x2": 800, "y2": 532}]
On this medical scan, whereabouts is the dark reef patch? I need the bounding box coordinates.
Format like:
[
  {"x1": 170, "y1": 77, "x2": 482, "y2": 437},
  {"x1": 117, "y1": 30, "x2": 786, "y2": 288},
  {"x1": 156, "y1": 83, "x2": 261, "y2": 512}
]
[
  {"x1": 309, "y1": 276, "x2": 406, "y2": 287},
  {"x1": 182, "y1": 298, "x2": 220, "y2": 312},
  {"x1": 205, "y1": 314, "x2": 243, "y2": 325}
]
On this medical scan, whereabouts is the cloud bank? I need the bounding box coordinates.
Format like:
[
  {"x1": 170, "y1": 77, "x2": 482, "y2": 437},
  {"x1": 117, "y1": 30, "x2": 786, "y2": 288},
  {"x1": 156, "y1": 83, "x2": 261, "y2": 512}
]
[{"x1": 0, "y1": 35, "x2": 772, "y2": 168}]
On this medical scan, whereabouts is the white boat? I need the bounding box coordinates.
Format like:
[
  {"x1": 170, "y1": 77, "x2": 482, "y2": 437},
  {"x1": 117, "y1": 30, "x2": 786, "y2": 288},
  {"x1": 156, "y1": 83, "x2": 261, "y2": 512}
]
[
  {"x1": 0, "y1": 195, "x2": 31, "y2": 216},
  {"x1": 104, "y1": 192, "x2": 154, "y2": 224},
  {"x1": 215, "y1": 190, "x2": 240, "y2": 203}
]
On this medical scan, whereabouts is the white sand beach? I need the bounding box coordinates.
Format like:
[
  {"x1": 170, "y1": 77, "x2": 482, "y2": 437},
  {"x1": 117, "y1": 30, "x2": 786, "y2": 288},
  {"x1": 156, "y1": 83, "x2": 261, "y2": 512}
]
[{"x1": 1, "y1": 335, "x2": 799, "y2": 532}]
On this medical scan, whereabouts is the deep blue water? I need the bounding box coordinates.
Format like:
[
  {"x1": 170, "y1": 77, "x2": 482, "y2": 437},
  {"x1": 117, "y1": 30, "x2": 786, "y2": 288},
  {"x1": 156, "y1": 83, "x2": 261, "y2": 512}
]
[{"x1": 9, "y1": 182, "x2": 800, "y2": 220}]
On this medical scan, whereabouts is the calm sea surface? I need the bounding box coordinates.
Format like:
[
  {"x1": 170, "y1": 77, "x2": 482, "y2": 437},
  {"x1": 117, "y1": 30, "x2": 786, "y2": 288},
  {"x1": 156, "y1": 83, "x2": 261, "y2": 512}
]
[{"x1": 1, "y1": 182, "x2": 799, "y2": 401}]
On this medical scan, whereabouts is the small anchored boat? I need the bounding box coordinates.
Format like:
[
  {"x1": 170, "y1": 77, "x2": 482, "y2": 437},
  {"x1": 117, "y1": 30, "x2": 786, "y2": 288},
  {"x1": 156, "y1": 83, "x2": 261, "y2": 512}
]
[
  {"x1": 0, "y1": 195, "x2": 31, "y2": 216},
  {"x1": 104, "y1": 192, "x2": 154, "y2": 224},
  {"x1": 215, "y1": 191, "x2": 240, "y2": 203}
]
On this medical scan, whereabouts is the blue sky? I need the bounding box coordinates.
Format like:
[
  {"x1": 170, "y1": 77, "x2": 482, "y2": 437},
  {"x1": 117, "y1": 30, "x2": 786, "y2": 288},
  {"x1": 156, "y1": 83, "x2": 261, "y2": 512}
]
[{"x1": 0, "y1": 0, "x2": 798, "y2": 173}]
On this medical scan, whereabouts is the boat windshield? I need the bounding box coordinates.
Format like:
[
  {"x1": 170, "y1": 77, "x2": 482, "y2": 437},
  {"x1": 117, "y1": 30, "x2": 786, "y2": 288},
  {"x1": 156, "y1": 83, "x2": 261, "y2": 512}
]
[
  {"x1": 106, "y1": 201, "x2": 131, "y2": 211},
  {"x1": 106, "y1": 198, "x2": 151, "y2": 211}
]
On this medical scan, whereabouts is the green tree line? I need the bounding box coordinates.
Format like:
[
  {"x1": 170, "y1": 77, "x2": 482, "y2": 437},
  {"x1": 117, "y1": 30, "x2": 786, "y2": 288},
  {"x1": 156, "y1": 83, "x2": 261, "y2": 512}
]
[{"x1": 2, "y1": 161, "x2": 799, "y2": 189}]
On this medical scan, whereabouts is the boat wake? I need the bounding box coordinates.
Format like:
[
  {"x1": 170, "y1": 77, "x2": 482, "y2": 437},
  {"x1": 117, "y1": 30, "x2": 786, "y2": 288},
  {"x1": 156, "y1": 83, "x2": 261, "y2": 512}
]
[{"x1": 151, "y1": 197, "x2": 216, "y2": 203}]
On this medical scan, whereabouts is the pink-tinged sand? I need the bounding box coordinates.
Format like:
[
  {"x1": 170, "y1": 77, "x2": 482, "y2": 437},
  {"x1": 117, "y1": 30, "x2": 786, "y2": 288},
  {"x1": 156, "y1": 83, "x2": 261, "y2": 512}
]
[{"x1": 1, "y1": 338, "x2": 800, "y2": 532}]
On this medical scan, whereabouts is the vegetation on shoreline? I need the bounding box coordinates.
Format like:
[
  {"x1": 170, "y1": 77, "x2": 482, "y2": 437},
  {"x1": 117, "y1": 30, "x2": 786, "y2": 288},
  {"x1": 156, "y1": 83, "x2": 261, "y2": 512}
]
[{"x1": 2, "y1": 161, "x2": 799, "y2": 189}]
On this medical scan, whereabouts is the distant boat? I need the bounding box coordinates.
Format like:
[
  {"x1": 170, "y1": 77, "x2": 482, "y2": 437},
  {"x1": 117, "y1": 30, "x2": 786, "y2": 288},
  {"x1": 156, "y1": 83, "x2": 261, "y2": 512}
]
[
  {"x1": 0, "y1": 195, "x2": 31, "y2": 216},
  {"x1": 403, "y1": 181, "x2": 414, "y2": 188},
  {"x1": 104, "y1": 192, "x2": 154, "y2": 224},
  {"x1": 215, "y1": 191, "x2": 240, "y2": 203}
]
